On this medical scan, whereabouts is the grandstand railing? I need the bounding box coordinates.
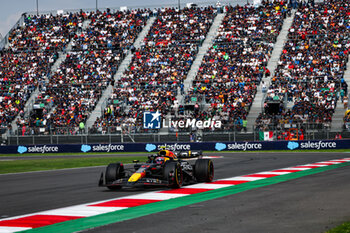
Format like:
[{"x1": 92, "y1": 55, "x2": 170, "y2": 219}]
[
  {"x1": 5, "y1": 129, "x2": 347, "y2": 146},
  {"x1": 254, "y1": 122, "x2": 332, "y2": 132},
  {"x1": 143, "y1": 38, "x2": 205, "y2": 47},
  {"x1": 287, "y1": 33, "x2": 350, "y2": 41},
  {"x1": 8, "y1": 121, "x2": 336, "y2": 136},
  {"x1": 43, "y1": 83, "x2": 110, "y2": 89},
  {"x1": 10, "y1": 123, "x2": 246, "y2": 137},
  {"x1": 2, "y1": 45, "x2": 128, "y2": 54},
  {"x1": 345, "y1": 123, "x2": 350, "y2": 132},
  {"x1": 0, "y1": 127, "x2": 7, "y2": 135},
  {"x1": 270, "y1": 74, "x2": 345, "y2": 81},
  {"x1": 214, "y1": 35, "x2": 278, "y2": 44}
]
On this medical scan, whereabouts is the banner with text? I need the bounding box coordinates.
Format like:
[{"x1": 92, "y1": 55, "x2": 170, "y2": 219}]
[{"x1": 0, "y1": 139, "x2": 349, "y2": 155}]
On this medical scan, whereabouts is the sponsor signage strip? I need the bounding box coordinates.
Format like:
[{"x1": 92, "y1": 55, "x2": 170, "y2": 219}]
[
  {"x1": 1, "y1": 139, "x2": 350, "y2": 155},
  {"x1": 1, "y1": 158, "x2": 349, "y2": 232}
]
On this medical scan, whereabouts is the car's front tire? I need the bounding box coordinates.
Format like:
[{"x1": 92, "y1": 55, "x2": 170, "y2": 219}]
[
  {"x1": 163, "y1": 162, "x2": 183, "y2": 188},
  {"x1": 105, "y1": 163, "x2": 124, "y2": 190}
]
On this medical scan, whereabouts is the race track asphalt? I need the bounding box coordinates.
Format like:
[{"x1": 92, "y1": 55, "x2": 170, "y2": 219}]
[{"x1": 1, "y1": 152, "x2": 350, "y2": 233}]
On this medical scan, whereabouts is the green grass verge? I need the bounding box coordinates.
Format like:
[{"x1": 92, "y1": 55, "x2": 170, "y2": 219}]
[
  {"x1": 327, "y1": 222, "x2": 350, "y2": 233},
  {"x1": 0, "y1": 156, "x2": 147, "y2": 174},
  {"x1": 1, "y1": 149, "x2": 349, "y2": 174}
]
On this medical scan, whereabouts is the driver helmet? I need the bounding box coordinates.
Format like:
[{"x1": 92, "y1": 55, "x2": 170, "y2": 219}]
[{"x1": 155, "y1": 156, "x2": 166, "y2": 165}]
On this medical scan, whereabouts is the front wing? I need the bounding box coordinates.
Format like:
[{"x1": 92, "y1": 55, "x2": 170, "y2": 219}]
[{"x1": 99, "y1": 173, "x2": 170, "y2": 188}]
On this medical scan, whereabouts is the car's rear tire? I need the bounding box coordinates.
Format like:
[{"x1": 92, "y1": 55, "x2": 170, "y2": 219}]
[
  {"x1": 163, "y1": 162, "x2": 183, "y2": 188},
  {"x1": 105, "y1": 163, "x2": 124, "y2": 190},
  {"x1": 194, "y1": 159, "x2": 214, "y2": 182}
]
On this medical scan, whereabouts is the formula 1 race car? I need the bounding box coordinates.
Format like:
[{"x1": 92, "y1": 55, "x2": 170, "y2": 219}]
[{"x1": 98, "y1": 149, "x2": 214, "y2": 190}]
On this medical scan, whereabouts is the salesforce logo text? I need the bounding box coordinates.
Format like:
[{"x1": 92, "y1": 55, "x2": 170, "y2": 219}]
[
  {"x1": 300, "y1": 141, "x2": 336, "y2": 150},
  {"x1": 227, "y1": 142, "x2": 262, "y2": 151},
  {"x1": 163, "y1": 118, "x2": 221, "y2": 129},
  {"x1": 157, "y1": 143, "x2": 191, "y2": 151},
  {"x1": 92, "y1": 144, "x2": 124, "y2": 152},
  {"x1": 27, "y1": 145, "x2": 59, "y2": 153}
]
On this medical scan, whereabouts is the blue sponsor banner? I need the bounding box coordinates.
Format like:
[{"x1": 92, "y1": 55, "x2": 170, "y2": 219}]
[{"x1": 0, "y1": 139, "x2": 349, "y2": 154}]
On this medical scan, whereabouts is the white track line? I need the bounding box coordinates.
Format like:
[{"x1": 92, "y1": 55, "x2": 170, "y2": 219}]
[
  {"x1": 125, "y1": 192, "x2": 188, "y2": 200},
  {"x1": 221, "y1": 176, "x2": 265, "y2": 181},
  {"x1": 38, "y1": 206, "x2": 127, "y2": 217},
  {"x1": 182, "y1": 183, "x2": 232, "y2": 189},
  {"x1": 255, "y1": 171, "x2": 291, "y2": 175},
  {"x1": 0, "y1": 227, "x2": 31, "y2": 233}
]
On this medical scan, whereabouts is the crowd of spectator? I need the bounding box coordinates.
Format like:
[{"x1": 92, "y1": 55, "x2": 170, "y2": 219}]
[
  {"x1": 256, "y1": 100, "x2": 333, "y2": 132},
  {"x1": 1, "y1": 12, "x2": 85, "y2": 132},
  {"x1": 90, "y1": 6, "x2": 216, "y2": 134},
  {"x1": 71, "y1": 8, "x2": 149, "y2": 51},
  {"x1": 184, "y1": 1, "x2": 287, "y2": 131},
  {"x1": 8, "y1": 12, "x2": 85, "y2": 51},
  {"x1": 0, "y1": 51, "x2": 56, "y2": 129},
  {"x1": 13, "y1": 9, "x2": 150, "y2": 135},
  {"x1": 2, "y1": 2, "x2": 350, "y2": 137},
  {"x1": 256, "y1": 0, "x2": 350, "y2": 131}
]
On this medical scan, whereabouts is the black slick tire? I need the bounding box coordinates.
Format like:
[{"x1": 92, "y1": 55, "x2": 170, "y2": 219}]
[
  {"x1": 105, "y1": 163, "x2": 124, "y2": 190},
  {"x1": 194, "y1": 159, "x2": 214, "y2": 182},
  {"x1": 163, "y1": 162, "x2": 183, "y2": 189}
]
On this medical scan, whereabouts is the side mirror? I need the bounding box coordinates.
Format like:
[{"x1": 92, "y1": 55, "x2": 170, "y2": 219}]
[{"x1": 133, "y1": 160, "x2": 140, "y2": 163}]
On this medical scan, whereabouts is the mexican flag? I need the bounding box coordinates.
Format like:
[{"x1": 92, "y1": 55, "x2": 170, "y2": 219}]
[{"x1": 259, "y1": 131, "x2": 273, "y2": 141}]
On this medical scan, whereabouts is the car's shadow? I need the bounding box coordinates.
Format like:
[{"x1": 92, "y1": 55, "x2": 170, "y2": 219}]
[{"x1": 102, "y1": 186, "x2": 169, "y2": 192}]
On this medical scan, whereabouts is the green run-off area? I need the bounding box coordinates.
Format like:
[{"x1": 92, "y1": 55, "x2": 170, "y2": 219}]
[{"x1": 0, "y1": 156, "x2": 146, "y2": 174}]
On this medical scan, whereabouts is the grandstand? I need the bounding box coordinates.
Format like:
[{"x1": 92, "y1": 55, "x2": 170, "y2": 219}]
[
  {"x1": 0, "y1": 0, "x2": 349, "y2": 145},
  {"x1": 183, "y1": 1, "x2": 287, "y2": 133},
  {"x1": 255, "y1": 0, "x2": 349, "y2": 140},
  {"x1": 90, "y1": 6, "x2": 217, "y2": 135},
  {"x1": 16, "y1": 9, "x2": 150, "y2": 135}
]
